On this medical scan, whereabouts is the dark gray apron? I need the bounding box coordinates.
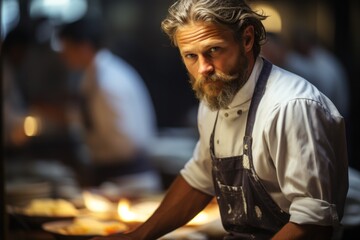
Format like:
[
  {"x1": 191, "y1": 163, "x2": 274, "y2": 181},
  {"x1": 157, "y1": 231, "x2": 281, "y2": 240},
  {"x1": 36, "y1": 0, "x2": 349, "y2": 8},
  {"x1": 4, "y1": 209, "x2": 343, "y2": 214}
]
[{"x1": 210, "y1": 59, "x2": 290, "y2": 239}]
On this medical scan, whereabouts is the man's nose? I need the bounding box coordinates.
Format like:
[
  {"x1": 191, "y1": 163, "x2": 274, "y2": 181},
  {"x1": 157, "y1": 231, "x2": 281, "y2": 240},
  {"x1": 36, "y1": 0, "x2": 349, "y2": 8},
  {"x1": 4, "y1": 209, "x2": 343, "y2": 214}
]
[{"x1": 198, "y1": 56, "x2": 214, "y2": 76}]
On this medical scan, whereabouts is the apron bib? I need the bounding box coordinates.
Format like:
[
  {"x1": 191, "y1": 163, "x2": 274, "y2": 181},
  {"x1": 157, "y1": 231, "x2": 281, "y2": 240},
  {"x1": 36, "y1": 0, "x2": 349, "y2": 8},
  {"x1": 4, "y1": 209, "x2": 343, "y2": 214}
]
[{"x1": 210, "y1": 59, "x2": 290, "y2": 239}]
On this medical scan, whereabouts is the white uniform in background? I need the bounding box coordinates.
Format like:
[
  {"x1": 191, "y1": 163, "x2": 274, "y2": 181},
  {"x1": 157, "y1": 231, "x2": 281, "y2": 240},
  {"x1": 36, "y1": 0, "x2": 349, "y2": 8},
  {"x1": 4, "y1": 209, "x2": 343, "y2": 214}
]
[{"x1": 79, "y1": 49, "x2": 161, "y2": 192}]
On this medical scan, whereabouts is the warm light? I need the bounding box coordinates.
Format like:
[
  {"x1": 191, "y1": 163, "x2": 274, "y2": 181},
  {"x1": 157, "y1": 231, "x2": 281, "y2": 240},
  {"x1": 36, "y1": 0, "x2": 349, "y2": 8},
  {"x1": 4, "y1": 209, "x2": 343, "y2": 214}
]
[
  {"x1": 83, "y1": 191, "x2": 115, "y2": 213},
  {"x1": 117, "y1": 199, "x2": 137, "y2": 222},
  {"x1": 117, "y1": 198, "x2": 219, "y2": 225},
  {"x1": 117, "y1": 199, "x2": 159, "y2": 222},
  {"x1": 251, "y1": 3, "x2": 282, "y2": 33},
  {"x1": 187, "y1": 203, "x2": 220, "y2": 226},
  {"x1": 187, "y1": 212, "x2": 209, "y2": 226},
  {"x1": 24, "y1": 116, "x2": 41, "y2": 137}
]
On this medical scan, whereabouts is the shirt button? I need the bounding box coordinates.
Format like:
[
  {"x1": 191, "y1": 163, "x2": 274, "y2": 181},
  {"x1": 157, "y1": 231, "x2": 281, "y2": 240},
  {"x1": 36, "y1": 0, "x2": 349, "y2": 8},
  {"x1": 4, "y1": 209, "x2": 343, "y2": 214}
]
[
  {"x1": 217, "y1": 140, "x2": 220, "y2": 144},
  {"x1": 224, "y1": 113, "x2": 229, "y2": 117},
  {"x1": 237, "y1": 110, "x2": 243, "y2": 115}
]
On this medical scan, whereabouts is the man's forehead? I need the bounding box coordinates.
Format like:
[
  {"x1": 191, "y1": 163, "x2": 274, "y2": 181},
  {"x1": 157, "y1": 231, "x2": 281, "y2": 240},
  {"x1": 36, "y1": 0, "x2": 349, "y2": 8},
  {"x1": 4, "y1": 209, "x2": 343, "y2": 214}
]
[{"x1": 175, "y1": 21, "x2": 233, "y2": 46}]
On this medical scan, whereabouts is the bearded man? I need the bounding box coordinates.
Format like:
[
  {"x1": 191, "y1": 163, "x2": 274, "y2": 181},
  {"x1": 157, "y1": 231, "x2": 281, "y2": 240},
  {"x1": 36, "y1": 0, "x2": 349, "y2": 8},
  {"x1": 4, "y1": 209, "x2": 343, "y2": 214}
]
[{"x1": 92, "y1": 0, "x2": 348, "y2": 239}]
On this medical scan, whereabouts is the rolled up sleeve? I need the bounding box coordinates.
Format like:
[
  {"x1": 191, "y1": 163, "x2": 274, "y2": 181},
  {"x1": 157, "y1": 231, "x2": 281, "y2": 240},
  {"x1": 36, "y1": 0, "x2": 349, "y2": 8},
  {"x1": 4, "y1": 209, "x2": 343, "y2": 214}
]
[{"x1": 290, "y1": 197, "x2": 339, "y2": 226}]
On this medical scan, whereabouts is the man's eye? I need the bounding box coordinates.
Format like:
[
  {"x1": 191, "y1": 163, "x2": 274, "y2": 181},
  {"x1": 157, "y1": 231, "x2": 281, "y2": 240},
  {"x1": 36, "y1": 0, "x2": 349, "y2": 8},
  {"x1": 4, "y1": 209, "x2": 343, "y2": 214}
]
[
  {"x1": 209, "y1": 47, "x2": 220, "y2": 53},
  {"x1": 185, "y1": 54, "x2": 196, "y2": 59}
]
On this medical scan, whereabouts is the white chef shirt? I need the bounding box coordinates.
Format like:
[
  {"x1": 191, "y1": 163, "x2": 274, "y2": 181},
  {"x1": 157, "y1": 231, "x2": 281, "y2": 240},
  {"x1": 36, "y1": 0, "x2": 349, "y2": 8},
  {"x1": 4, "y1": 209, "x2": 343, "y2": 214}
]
[
  {"x1": 81, "y1": 49, "x2": 157, "y2": 162},
  {"x1": 181, "y1": 57, "x2": 349, "y2": 227}
]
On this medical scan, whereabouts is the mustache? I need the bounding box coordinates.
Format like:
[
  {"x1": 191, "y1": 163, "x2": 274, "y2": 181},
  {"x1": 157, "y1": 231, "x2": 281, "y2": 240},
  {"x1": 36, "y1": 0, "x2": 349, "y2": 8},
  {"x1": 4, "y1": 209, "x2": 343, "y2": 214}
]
[
  {"x1": 190, "y1": 71, "x2": 239, "y2": 90},
  {"x1": 199, "y1": 71, "x2": 239, "y2": 83}
]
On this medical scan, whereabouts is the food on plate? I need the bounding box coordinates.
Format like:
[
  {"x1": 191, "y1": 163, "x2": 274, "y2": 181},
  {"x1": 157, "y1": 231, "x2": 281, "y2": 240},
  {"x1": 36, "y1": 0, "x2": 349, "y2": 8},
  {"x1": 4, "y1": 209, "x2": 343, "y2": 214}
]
[
  {"x1": 23, "y1": 198, "x2": 78, "y2": 217},
  {"x1": 57, "y1": 218, "x2": 128, "y2": 235}
]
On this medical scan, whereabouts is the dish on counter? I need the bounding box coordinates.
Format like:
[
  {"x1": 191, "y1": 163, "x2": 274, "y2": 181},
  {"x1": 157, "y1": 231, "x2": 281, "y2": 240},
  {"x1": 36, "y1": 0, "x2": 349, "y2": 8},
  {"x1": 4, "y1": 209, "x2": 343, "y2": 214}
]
[
  {"x1": 21, "y1": 198, "x2": 79, "y2": 216},
  {"x1": 7, "y1": 198, "x2": 79, "y2": 229},
  {"x1": 42, "y1": 218, "x2": 128, "y2": 240}
]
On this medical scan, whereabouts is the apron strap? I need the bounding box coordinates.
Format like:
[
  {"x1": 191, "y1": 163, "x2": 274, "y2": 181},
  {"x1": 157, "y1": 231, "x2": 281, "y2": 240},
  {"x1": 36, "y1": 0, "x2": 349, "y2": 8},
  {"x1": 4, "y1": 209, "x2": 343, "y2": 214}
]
[{"x1": 245, "y1": 58, "x2": 273, "y2": 137}]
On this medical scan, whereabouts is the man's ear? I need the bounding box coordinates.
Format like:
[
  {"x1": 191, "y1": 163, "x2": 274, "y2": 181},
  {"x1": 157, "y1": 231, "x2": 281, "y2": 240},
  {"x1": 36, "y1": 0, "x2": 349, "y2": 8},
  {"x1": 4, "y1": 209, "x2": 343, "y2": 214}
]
[{"x1": 242, "y1": 25, "x2": 254, "y2": 53}]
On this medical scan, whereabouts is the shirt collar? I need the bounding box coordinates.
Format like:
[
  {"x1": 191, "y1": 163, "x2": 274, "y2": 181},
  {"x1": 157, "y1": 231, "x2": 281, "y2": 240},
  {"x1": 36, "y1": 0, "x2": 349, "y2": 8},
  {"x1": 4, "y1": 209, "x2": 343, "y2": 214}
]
[{"x1": 227, "y1": 56, "x2": 264, "y2": 109}]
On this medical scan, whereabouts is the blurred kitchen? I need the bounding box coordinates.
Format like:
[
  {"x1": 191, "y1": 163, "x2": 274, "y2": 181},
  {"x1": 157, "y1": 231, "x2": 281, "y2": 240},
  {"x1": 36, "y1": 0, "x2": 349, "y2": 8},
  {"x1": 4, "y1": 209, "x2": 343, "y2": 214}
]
[{"x1": 1, "y1": 0, "x2": 360, "y2": 239}]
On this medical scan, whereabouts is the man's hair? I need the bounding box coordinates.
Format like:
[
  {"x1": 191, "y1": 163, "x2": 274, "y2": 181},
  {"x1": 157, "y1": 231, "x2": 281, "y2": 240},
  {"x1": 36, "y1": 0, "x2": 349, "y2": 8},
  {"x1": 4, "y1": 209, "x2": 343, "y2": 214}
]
[
  {"x1": 161, "y1": 0, "x2": 267, "y2": 57},
  {"x1": 58, "y1": 17, "x2": 104, "y2": 50}
]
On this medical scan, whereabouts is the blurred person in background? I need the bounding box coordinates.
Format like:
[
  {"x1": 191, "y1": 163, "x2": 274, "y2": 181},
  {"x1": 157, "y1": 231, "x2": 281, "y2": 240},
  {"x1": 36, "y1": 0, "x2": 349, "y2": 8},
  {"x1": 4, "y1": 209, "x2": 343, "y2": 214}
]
[
  {"x1": 2, "y1": 18, "x2": 78, "y2": 161},
  {"x1": 92, "y1": 0, "x2": 348, "y2": 239},
  {"x1": 2, "y1": 26, "x2": 31, "y2": 149},
  {"x1": 262, "y1": 28, "x2": 350, "y2": 119},
  {"x1": 285, "y1": 27, "x2": 350, "y2": 120},
  {"x1": 260, "y1": 32, "x2": 289, "y2": 70},
  {"x1": 57, "y1": 17, "x2": 161, "y2": 194},
  {"x1": 2, "y1": 22, "x2": 88, "y2": 204}
]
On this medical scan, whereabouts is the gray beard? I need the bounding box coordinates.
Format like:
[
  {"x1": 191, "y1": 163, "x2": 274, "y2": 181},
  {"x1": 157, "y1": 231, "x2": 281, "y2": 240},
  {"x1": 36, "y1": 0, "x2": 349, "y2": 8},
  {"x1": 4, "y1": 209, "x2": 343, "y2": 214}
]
[
  {"x1": 202, "y1": 76, "x2": 241, "y2": 111},
  {"x1": 189, "y1": 60, "x2": 249, "y2": 111}
]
